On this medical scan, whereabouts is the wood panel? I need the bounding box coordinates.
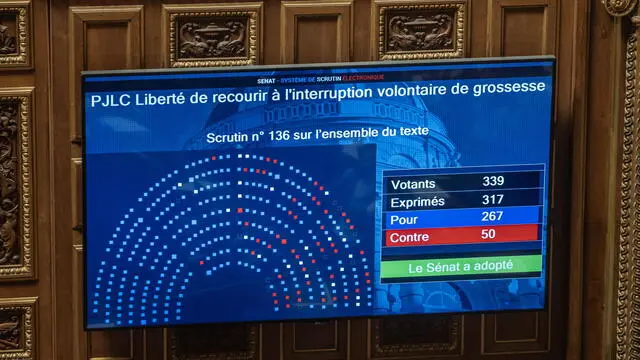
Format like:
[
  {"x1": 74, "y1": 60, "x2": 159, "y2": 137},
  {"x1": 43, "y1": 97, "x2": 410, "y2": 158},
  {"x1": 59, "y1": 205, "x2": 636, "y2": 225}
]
[
  {"x1": 482, "y1": 312, "x2": 549, "y2": 354},
  {"x1": 0, "y1": 297, "x2": 36, "y2": 360},
  {"x1": 88, "y1": 331, "x2": 135, "y2": 360},
  {"x1": 67, "y1": 5, "x2": 144, "y2": 360},
  {"x1": 0, "y1": 87, "x2": 34, "y2": 281},
  {"x1": 162, "y1": 3, "x2": 263, "y2": 68},
  {"x1": 280, "y1": 1, "x2": 353, "y2": 63},
  {"x1": 0, "y1": 0, "x2": 32, "y2": 70},
  {"x1": 480, "y1": 0, "x2": 558, "y2": 356},
  {"x1": 282, "y1": 320, "x2": 348, "y2": 359},
  {"x1": 372, "y1": 0, "x2": 467, "y2": 60},
  {"x1": 371, "y1": 315, "x2": 463, "y2": 358},
  {"x1": 487, "y1": 0, "x2": 557, "y2": 56},
  {"x1": 68, "y1": 5, "x2": 144, "y2": 140},
  {"x1": 71, "y1": 244, "x2": 87, "y2": 360},
  {"x1": 167, "y1": 323, "x2": 259, "y2": 360}
]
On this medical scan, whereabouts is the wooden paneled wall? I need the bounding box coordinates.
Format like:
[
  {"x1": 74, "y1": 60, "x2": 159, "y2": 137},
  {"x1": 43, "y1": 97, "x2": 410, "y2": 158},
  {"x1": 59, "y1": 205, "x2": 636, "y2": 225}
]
[
  {"x1": 0, "y1": 0, "x2": 595, "y2": 359},
  {"x1": 0, "y1": 0, "x2": 52, "y2": 358}
]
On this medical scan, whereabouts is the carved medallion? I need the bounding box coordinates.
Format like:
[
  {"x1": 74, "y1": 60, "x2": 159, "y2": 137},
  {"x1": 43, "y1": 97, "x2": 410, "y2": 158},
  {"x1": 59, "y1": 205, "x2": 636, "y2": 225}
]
[
  {"x1": 168, "y1": 324, "x2": 258, "y2": 360},
  {"x1": 602, "y1": 0, "x2": 637, "y2": 16},
  {"x1": 371, "y1": 315, "x2": 462, "y2": 356},
  {"x1": 0, "y1": 1, "x2": 32, "y2": 69},
  {"x1": 374, "y1": 0, "x2": 466, "y2": 60},
  {"x1": 0, "y1": 297, "x2": 35, "y2": 360},
  {"x1": 163, "y1": 4, "x2": 262, "y2": 68},
  {"x1": 0, "y1": 89, "x2": 33, "y2": 281}
]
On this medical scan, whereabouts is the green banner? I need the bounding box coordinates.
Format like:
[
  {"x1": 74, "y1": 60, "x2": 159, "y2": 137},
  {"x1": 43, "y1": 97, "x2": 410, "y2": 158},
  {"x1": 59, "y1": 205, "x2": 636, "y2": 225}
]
[{"x1": 380, "y1": 254, "x2": 542, "y2": 279}]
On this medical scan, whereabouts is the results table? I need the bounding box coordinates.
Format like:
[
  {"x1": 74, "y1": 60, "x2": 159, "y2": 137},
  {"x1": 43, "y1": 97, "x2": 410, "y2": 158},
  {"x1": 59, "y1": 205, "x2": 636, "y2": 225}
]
[{"x1": 380, "y1": 164, "x2": 546, "y2": 284}]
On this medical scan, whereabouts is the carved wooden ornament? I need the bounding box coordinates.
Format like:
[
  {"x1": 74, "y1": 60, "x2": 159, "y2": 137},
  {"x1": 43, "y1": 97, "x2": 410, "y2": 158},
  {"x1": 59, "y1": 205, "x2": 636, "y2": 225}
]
[
  {"x1": 168, "y1": 324, "x2": 258, "y2": 360},
  {"x1": 371, "y1": 315, "x2": 462, "y2": 356},
  {"x1": 373, "y1": 0, "x2": 466, "y2": 60},
  {"x1": 617, "y1": 22, "x2": 640, "y2": 359},
  {"x1": 0, "y1": 1, "x2": 32, "y2": 69},
  {"x1": 0, "y1": 297, "x2": 36, "y2": 360},
  {"x1": 163, "y1": 3, "x2": 263, "y2": 68},
  {"x1": 0, "y1": 88, "x2": 33, "y2": 281},
  {"x1": 602, "y1": 0, "x2": 637, "y2": 16}
]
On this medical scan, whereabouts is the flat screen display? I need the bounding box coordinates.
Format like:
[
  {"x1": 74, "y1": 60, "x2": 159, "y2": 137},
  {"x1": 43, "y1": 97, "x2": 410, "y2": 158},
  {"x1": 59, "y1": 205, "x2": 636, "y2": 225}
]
[{"x1": 83, "y1": 57, "x2": 555, "y2": 329}]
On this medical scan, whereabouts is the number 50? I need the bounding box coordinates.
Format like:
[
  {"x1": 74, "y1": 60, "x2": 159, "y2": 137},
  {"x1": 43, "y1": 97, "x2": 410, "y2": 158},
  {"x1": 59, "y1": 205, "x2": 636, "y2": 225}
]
[{"x1": 481, "y1": 229, "x2": 496, "y2": 239}]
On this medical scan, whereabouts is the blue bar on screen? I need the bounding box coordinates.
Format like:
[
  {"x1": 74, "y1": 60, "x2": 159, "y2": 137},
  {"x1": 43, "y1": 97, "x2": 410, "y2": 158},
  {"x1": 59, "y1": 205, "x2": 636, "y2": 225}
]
[{"x1": 384, "y1": 206, "x2": 541, "y2": 229}]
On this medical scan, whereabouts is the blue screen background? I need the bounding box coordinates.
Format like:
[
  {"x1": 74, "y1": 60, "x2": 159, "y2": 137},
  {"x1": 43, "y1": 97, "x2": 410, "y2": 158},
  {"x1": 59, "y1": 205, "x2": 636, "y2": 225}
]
[{"x1": 84, "y1": 60, "x2": 553, "y2": 329}]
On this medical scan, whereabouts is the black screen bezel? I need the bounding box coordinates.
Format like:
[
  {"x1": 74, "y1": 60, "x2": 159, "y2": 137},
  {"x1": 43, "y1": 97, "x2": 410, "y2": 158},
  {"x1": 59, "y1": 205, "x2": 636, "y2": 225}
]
[{"x1": 81, "y1": 56, "x2": 557, "y2": 331}]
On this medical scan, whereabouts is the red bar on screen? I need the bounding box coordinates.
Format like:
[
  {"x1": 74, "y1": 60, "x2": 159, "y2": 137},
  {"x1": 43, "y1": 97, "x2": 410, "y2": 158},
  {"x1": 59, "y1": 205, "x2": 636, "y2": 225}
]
[{"x1": 384, "y1": 224, "x2": 539, "y2": 247}]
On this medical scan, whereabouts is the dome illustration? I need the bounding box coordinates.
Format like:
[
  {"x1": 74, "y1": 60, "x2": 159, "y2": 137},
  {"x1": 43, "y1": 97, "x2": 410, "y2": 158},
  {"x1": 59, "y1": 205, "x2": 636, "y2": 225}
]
[
  {"x1": 180, "y1": 82, "x2": 536, "y2": 313},
  {"x1": 184, "y1": 82, "x2": 459, "y2": 171}
]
